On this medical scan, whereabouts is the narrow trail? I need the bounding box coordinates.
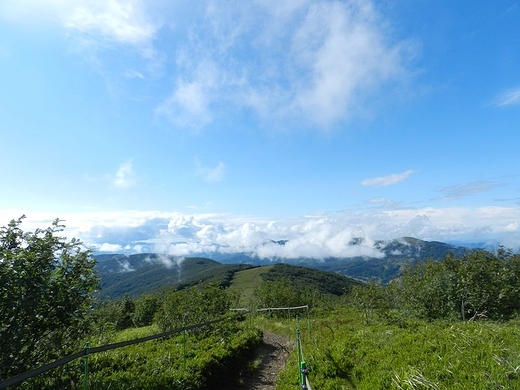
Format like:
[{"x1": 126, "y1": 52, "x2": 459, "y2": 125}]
[{"x1": 237, "y1": 331, "x2": 295, "y2": 390}]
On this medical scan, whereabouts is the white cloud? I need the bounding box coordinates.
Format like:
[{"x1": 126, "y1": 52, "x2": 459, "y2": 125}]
[
  {"x1": 361, "y1": 169, "x2": 415, "y2": 187},
  {"x1": 112, "y1": 160, "x2": 138, "y2": 188},
  {"x1": 366, "y1": 198, "x2": 398, "y2": 207},
  {"x1": 155, "y1": 59, "x2": 223, "y2": 129},
  {"x1": 494, "y1": 87, "x2": 520, "y2": 107},
  {"x1": 290, "y1": 1, "x2": 407, "y2": 125},
  {"x1": 156, "y1": 0, "x2": 415, "y2": 131},
  {"x1": 3, "y1": 206, "x2": 520, "y2": 258},
  {"x1": 0, "y1": 0, "x2": 158, "y2": 46},
  {"x1": 195, "y1": 160, "x2": 225, "y2": 183},
  {"x1": 155, "y1": 254, "x2": 183, "y2": 269},
  {"x1": 2, "y1": 0, "x2": 415, "y2": 131},
  {"x1": 64, "y1": 0, "x2": 157, "y2": 45},
  {"x1": 97, "y1": 242, "x2": 124, "y2": 252},
  {"x1": 119, "y1": 259, "x2": 135, "y2": 272}
]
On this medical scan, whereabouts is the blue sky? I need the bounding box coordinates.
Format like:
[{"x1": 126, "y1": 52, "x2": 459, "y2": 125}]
[{"x1": 1, "y1": 0, "x2": 519, "y2": 258}]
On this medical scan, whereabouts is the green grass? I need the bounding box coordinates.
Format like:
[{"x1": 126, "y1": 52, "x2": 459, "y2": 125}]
[
  {"x1": 88, "y1": 323, "x2": 262, "y2": 390},
  {"x1": 229, "y1": 265, "x2": 274, "y2": 306},
  {"x1": 256, "y1": 308, "x2": 520, "y2": 390},
  {"x1": 112, "y1": 325, "x2": 160, "y2": 342}
]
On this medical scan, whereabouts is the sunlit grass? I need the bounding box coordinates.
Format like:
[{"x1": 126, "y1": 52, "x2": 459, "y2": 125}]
[
  {"x1": 229, "y1": 265, "x2": 274, "y2": 306},
  {"x1": 266, "y1": 307, "x2": 520, "y2": 389}
]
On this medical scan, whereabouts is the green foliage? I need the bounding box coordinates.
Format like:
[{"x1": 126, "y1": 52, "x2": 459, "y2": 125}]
[
  {"x1": 399, "y1": 260, "x2": 459, "y2": 320},
  {"x1": 90, "y1": 294, "x2": 160, "y2": 338},
  {"x1": 0, "y1": 216, "x2": 98, "y2": 381},
  {"x1": 88, "y1": 324, "x2": 262, "y2": 389},
  {"x1": 270, "y1": 308, "x2": 520, "y2": 390},
  {"x1": 132, "y1": 294, "x2": 160, "y2": 327},
  {"x1": 397, "y1": 249, "x2": 520, "y2": 320},
  {"x1": 154, "y1": 283, "x2": 238, "y2": 332},
  {"x1": 349, "y1": 281, "x2": 390, "y2": 323},
  {"x1": 254, "y1": 280, "x2": 319, "y2": 312},
  {"x1": 261, "y1": 263, "x2": 362, "y2": 296},
  {"x1": 252, "y1": 263, "x2": 362, "y2": 313}
]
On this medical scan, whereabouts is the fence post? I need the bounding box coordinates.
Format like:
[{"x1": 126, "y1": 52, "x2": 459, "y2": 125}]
[
  {"x1": 300, "y1": 361, "x2": 309, "y2": 390},
  {"x1": 83, "y1": 341, "x2": 90, "y2": 390},
  {"x1": 296, "y1": 327, "x2": 303, "y2": 386},
  {"x1": 306, "y1": 305, "x2": 311, "y2": 338}
]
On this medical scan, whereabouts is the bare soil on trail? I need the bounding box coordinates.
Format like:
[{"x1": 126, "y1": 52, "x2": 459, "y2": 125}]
[{"x1": 236, "y1": 331, "x2": 295, "y2": 390}]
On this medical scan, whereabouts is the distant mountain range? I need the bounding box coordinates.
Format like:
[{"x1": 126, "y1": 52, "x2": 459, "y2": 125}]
[
  {"x1": 201, "y1": 236, "x2": 471, "y2": 283},
  {"x1": 94, "y1": 237, "x2": 474, "y2": 298}
]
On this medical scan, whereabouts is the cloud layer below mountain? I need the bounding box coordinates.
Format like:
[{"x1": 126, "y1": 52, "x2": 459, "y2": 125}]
[{"x1": 4, "y1": 206, "x2": 519, "y2": 259}]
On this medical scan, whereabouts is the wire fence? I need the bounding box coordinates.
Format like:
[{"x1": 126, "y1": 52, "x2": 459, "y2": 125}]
[
  {"x1": 297, "y1": 327, "x2": 313, "y2": 390},
  {"x1": 236, "y1": 304, "x2": 314, "y2": 390},
  {"x1": 0, "y1": 312, "x2": 246, "y2": 390},
  {"x1": 1, "y1": 305, "x2": 314, "y2": 390}
]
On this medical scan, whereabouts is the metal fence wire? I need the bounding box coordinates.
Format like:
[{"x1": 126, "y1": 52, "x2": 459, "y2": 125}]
[
  {"x1": 0, "y1": 313, "x2": 245, "y2": 389},
  {"x1": 1, "y1": 305, "x2": 314, "y2": 390}
]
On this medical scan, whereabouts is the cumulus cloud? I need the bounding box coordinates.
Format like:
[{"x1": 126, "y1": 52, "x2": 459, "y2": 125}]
[
  {"x1": 140, "y1": 207, "x2": 520, "y2": 254},
  {"x1": 5, "y1": 203, "x2": 520, "y2": 261},
  {"x1": 361, "y1": 169, "x2": 415, "y2": 187},
  {"x1": 155, "y1": 213, "x2": 385, "y2": 259},
  {"x1": 96, "y1": 242, "x2": 124, "y2": 252},
  {"x1": 494, "y1": 87, "x2": 520, "y2": 107}
]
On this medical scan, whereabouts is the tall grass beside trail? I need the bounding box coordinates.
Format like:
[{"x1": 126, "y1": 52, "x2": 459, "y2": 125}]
[{"x1": 262, "y1": 308, "x2": 520, "y2": 390}]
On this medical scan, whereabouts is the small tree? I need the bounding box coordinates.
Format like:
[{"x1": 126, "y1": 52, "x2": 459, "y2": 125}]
[
  {"x1": 350, "y1": 281, "x2": 390, "y2": 324},
  {"x1": 0, "y1": 216, "x2": 99, "y2": 379},
  {"x1": 154, "y1": 283, "x2": 236, "y2": 332},
  {"x1": 132, "y1": 294, "x2": 160, "y2": 328}
]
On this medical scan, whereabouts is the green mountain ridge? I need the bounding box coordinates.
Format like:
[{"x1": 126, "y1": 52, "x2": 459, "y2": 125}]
[
  {"x1": 94, "y1": 254, "x2": 251, "y2": 299},
  {"x1": 206, "y1": 237, "x2": 471, "y2": 283},
  {"x1": 94, "y1": 237, "x2": 470, "y2": 299}
]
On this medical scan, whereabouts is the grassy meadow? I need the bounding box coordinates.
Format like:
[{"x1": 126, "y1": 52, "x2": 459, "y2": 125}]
[{"x1": 254, "y1": 308, "x2": 520, "y2": 390}]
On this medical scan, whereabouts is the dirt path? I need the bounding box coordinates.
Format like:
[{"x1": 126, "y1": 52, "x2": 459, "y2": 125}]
[{"x1": 237, "y1": 331, "x2": 295, "y2": 390}]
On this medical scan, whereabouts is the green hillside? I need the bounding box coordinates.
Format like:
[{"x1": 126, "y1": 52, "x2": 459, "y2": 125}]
[
  {"x1": 317, "y1": 237, "x2": 470, "y2": 283},
  {"x1": 229, "y1": 265, "x2": 274, "y2": 306},
  {"x1": 230, "y1": 263, "x2": 364, "y2": 307},
  {"x1": 261, "y1": 263, "x2": 363, "y2": 295},
  {"x1": 95, "y1": 253, "x2": 364, "y2": 301},
  {"x1": 96, "y1": 255, "x2": 251, "y2": 299}
]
